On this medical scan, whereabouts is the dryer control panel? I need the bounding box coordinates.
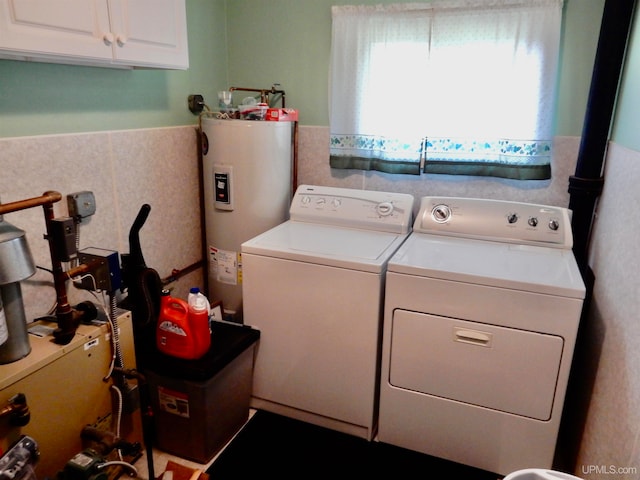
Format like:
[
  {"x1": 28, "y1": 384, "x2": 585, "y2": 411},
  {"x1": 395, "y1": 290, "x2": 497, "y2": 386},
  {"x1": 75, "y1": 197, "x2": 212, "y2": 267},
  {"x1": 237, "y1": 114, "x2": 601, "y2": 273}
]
[
  {"x1": 290, "y1": 185, "x2": 414, "y2": 234},
  {"x1": 414, "y1": 196, "x2": 573, "y2": 248}
]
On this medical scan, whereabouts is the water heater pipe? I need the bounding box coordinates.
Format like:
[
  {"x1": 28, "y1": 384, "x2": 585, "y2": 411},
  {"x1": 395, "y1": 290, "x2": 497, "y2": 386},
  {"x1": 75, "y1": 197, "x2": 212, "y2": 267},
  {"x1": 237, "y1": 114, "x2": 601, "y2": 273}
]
[
  {"x1": 0, "y1": 191, "x2": 96, "y2": 344},
  {"x1": 229, "y1": 85, "x2": 286, "y2": 107},
  {"x1": 0, "y1": 393, "x2": 30, "y2": 426},
  {"x1": 0, "y1": 191, "x2": 62, "y2": 215}
]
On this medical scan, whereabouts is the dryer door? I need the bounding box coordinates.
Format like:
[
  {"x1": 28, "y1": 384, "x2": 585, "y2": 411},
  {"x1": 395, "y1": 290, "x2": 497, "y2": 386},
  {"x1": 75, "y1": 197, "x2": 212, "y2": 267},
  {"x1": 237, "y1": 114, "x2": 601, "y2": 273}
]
[{"x1": 388, "y1": 309, "x2": 564, "y2": 420}]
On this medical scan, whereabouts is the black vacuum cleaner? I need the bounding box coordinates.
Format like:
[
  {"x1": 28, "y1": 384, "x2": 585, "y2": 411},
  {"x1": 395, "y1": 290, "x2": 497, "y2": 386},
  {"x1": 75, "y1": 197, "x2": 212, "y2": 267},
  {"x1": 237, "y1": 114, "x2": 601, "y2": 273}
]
[{"x1": 119, "y1": 204, "x2": 163, "y2": 480}]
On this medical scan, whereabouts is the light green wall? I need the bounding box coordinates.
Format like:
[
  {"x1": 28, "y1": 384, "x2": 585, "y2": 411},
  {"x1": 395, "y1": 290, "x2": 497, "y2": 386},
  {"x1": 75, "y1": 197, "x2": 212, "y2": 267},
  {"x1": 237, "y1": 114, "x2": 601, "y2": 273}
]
[
  {"x1": 611, "y1": 5, "x2": 640, "y2": 151},
  {"x1": 0, "y1": 0, "x2": 227, "y2": 138},
  {"x1": 0, "y1": 0, "x2": 609, "y2": 139},
  {"x1": 555, "y1": 0, "x2": 606, "y2": 136}
]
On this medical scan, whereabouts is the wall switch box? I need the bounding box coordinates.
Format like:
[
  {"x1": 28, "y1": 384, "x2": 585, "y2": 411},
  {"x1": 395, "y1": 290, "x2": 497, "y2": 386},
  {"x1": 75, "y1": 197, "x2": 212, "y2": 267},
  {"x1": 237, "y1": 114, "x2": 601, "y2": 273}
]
[
  {"x1": 78, "y1": 247, "x2": 121, "y2": 292},
  {"x1": 50, "y1": 217, "x2": 77, "y2": 261},
  {"x1": 67, "y1": 191, "x2": 96, "y2": 219}
]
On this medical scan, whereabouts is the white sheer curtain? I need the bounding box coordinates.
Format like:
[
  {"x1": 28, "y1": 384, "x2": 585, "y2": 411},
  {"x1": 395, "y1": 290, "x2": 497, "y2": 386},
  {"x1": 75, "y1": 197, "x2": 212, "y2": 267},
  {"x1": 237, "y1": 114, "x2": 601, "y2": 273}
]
[{"x1": 329, "y1": 0, "x2": 563, "y2": 179}]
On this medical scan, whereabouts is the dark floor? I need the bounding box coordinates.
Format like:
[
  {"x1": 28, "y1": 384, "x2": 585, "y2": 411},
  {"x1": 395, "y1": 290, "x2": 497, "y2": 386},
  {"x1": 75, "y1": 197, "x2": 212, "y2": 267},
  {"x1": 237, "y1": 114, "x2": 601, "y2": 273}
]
[{"x1": 206, "y1": 410, "x2": 501, "y2": 478}]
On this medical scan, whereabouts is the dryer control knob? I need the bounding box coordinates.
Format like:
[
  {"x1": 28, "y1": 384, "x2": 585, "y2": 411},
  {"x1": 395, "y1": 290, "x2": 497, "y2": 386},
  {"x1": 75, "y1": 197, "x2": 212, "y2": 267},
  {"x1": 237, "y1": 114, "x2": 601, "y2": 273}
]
[{"x1": 431, "y1": 204, "x2": 451, "y2": 223}]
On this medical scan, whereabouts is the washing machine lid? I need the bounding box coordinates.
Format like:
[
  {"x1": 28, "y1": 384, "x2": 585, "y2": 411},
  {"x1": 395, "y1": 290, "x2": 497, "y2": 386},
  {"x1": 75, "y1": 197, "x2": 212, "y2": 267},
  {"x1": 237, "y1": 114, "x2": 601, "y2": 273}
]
[
  {"x1": 242, "y1": 220, "x2": 409, "y2": 273},
  {"x1": 388, "y1": 233, "x2": 586, "y2": 299}
]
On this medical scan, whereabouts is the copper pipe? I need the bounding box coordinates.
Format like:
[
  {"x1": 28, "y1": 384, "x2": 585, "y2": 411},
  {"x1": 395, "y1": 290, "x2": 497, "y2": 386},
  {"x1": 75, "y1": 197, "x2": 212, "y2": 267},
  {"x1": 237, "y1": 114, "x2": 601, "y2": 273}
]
[
  {"x1": 0, "y1": 191, "x2": 61, "y2": 215},
  {"x1": 229, "y1": 87, "x2": 268, "y2": 104},
  {"x1": 292, "y1": 121, "x2": 298, "y2": 191},
  {"x1": 161, "y1": 259, "x2": 205, "y2": 286},
  {"x1": 0, "y1": 393, "x2": 30, "y2": 427},
  {"x1": 42, "y1": 202, "x2": 103, "y2": 344},
  {"x1": 269, "y1": 85, "x2": 286, "y2": 108},
  {"x1": 0, "y1": 191, "x2": 83, "y2": 345},
  {"x1": 229, "y1": 86, "x2": 286, "y2": 107},
  {"x1": 66, "y1": 261, "x2": 97, "y2": 279},
  {"x1": 39, "y1": 200, "x2": 78, "y2": 344}
]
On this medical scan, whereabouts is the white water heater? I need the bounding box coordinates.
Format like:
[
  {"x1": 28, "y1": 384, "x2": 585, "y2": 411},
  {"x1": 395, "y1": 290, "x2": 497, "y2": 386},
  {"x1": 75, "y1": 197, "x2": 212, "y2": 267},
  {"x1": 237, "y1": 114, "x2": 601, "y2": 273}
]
[{"x1": 201, "y1": 117, "x2": 293, "y2": 322}]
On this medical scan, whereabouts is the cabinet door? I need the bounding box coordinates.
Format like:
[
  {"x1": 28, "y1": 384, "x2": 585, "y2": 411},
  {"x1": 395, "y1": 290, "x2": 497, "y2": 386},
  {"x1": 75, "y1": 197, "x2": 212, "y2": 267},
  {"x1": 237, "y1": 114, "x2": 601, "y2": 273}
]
[
  {"x1": 0, "y1": 0, "x2": 112, "y2": 61},
  {"x1": 108, "y1": 0, "x2": 189, "y2": 69}
]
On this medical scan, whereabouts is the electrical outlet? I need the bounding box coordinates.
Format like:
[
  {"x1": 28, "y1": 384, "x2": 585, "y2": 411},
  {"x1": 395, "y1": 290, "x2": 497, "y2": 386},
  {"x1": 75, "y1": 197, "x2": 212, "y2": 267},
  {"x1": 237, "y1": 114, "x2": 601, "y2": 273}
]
[
  {"x1": 188, "y1": 94, "x2": 205, "y2": 114},
  {"x1": 67, "y1": 191, "x2": 96, "y2": 219}
]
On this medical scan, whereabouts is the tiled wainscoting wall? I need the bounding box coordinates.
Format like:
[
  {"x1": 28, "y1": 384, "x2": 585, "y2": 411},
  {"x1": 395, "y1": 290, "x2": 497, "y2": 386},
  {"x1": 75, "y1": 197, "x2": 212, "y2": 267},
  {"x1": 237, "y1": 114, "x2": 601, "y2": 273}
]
[{"x1": 0, "y1": 126, "x2": 203, "y2": 323}]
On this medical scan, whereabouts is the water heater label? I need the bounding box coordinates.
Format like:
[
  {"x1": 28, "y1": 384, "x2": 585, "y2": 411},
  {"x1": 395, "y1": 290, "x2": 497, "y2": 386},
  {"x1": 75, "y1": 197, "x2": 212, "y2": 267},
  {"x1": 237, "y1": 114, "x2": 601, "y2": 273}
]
[
  {"x1": 213, "y1": 165, "x2": 233, "y2": 210},
  {"x1": 209, "y1": 246, "x2": 239, "y2": 285}
]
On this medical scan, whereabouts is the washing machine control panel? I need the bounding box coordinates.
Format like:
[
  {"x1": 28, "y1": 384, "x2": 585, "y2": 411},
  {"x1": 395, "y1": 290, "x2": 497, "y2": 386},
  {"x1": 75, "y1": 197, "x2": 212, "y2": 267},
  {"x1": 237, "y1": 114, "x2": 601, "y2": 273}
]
[
  {"x1": 415, "y1": 196, "x2": 574, "y2": 248},
  {"x1": 290, "y1": 185, "x2": 414, "y2": 234}
]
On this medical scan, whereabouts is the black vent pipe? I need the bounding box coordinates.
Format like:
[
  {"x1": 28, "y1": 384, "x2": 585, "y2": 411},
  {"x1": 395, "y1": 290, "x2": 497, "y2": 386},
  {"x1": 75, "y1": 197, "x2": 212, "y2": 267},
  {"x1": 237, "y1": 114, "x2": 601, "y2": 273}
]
[
  {"x1": 569, "y1": 0, "x2": 636, "y2": 273},
  {"x1": 556, "y1": 1, "x2": 636, "y2": 471}
]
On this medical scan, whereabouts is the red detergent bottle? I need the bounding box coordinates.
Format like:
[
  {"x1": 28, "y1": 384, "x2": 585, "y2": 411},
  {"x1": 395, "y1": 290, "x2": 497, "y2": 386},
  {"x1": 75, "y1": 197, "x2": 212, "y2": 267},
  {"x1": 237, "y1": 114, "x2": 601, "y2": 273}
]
[{"x1": 156, "y1": 289, "x2": 210, "y2": 360}]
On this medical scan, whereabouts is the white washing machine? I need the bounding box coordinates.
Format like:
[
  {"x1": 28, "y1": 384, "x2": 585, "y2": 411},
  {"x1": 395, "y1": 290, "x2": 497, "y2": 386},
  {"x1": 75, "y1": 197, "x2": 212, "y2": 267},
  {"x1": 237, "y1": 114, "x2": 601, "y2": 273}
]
[
  {"x1": 241, "y1": 185, "x2": 414, "y2": 440},
  {"x1": 378, "y1": 197, "x2": 586, "y2": 476}
]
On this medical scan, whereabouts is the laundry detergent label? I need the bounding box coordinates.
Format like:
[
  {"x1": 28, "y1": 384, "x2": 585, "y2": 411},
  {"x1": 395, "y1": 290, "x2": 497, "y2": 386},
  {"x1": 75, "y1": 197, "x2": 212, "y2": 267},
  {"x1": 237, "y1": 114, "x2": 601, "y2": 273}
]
[{"x1": 158, "y1": 321, "x2": 187, "y2": 336}]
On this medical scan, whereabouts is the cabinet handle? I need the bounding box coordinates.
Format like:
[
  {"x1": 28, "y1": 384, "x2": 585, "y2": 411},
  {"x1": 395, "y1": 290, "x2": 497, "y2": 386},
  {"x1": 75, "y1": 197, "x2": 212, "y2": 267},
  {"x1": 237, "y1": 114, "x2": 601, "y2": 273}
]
[
  {"x1": 116, "y1": 35, "x2": 128, "y2": 47},
  {"x1": 103, "y1": 32, "x2": 114, "y2": 46}
]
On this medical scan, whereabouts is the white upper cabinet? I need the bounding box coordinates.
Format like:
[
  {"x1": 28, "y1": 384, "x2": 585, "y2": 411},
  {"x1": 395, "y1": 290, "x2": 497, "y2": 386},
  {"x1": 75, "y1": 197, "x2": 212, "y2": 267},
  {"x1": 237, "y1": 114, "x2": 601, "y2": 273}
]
[
  {"x1": 0, "y1": 0, "x2": 189, "y2": 69},
  {"x1": 107, "y1": 0, "x2": 188, "y2": 69}
]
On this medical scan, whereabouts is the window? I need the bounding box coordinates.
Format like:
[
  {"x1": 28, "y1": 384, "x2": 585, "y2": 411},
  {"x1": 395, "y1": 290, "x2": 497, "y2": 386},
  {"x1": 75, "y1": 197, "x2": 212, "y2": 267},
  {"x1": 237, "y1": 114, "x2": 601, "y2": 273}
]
[{"x1": 329, "y1": 0, "x2": 563, "y2": 180}]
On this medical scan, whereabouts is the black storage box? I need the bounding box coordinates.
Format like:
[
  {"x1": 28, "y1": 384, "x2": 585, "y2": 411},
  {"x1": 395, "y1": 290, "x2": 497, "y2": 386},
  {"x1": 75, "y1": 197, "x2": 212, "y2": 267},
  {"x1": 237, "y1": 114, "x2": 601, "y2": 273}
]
[{"x1": 140, "y1": 321, "x2": 260, "y2": 463}]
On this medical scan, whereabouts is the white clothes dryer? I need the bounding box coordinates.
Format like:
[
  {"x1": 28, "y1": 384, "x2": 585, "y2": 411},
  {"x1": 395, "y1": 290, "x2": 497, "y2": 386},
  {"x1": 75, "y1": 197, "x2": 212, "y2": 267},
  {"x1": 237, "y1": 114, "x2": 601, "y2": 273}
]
[
  {"x1": 242, "y1": 185, "x2": 414, "y2": 440},
  {"x1": 378, "y1": 197, "x2": 586, "y2": 476}
]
